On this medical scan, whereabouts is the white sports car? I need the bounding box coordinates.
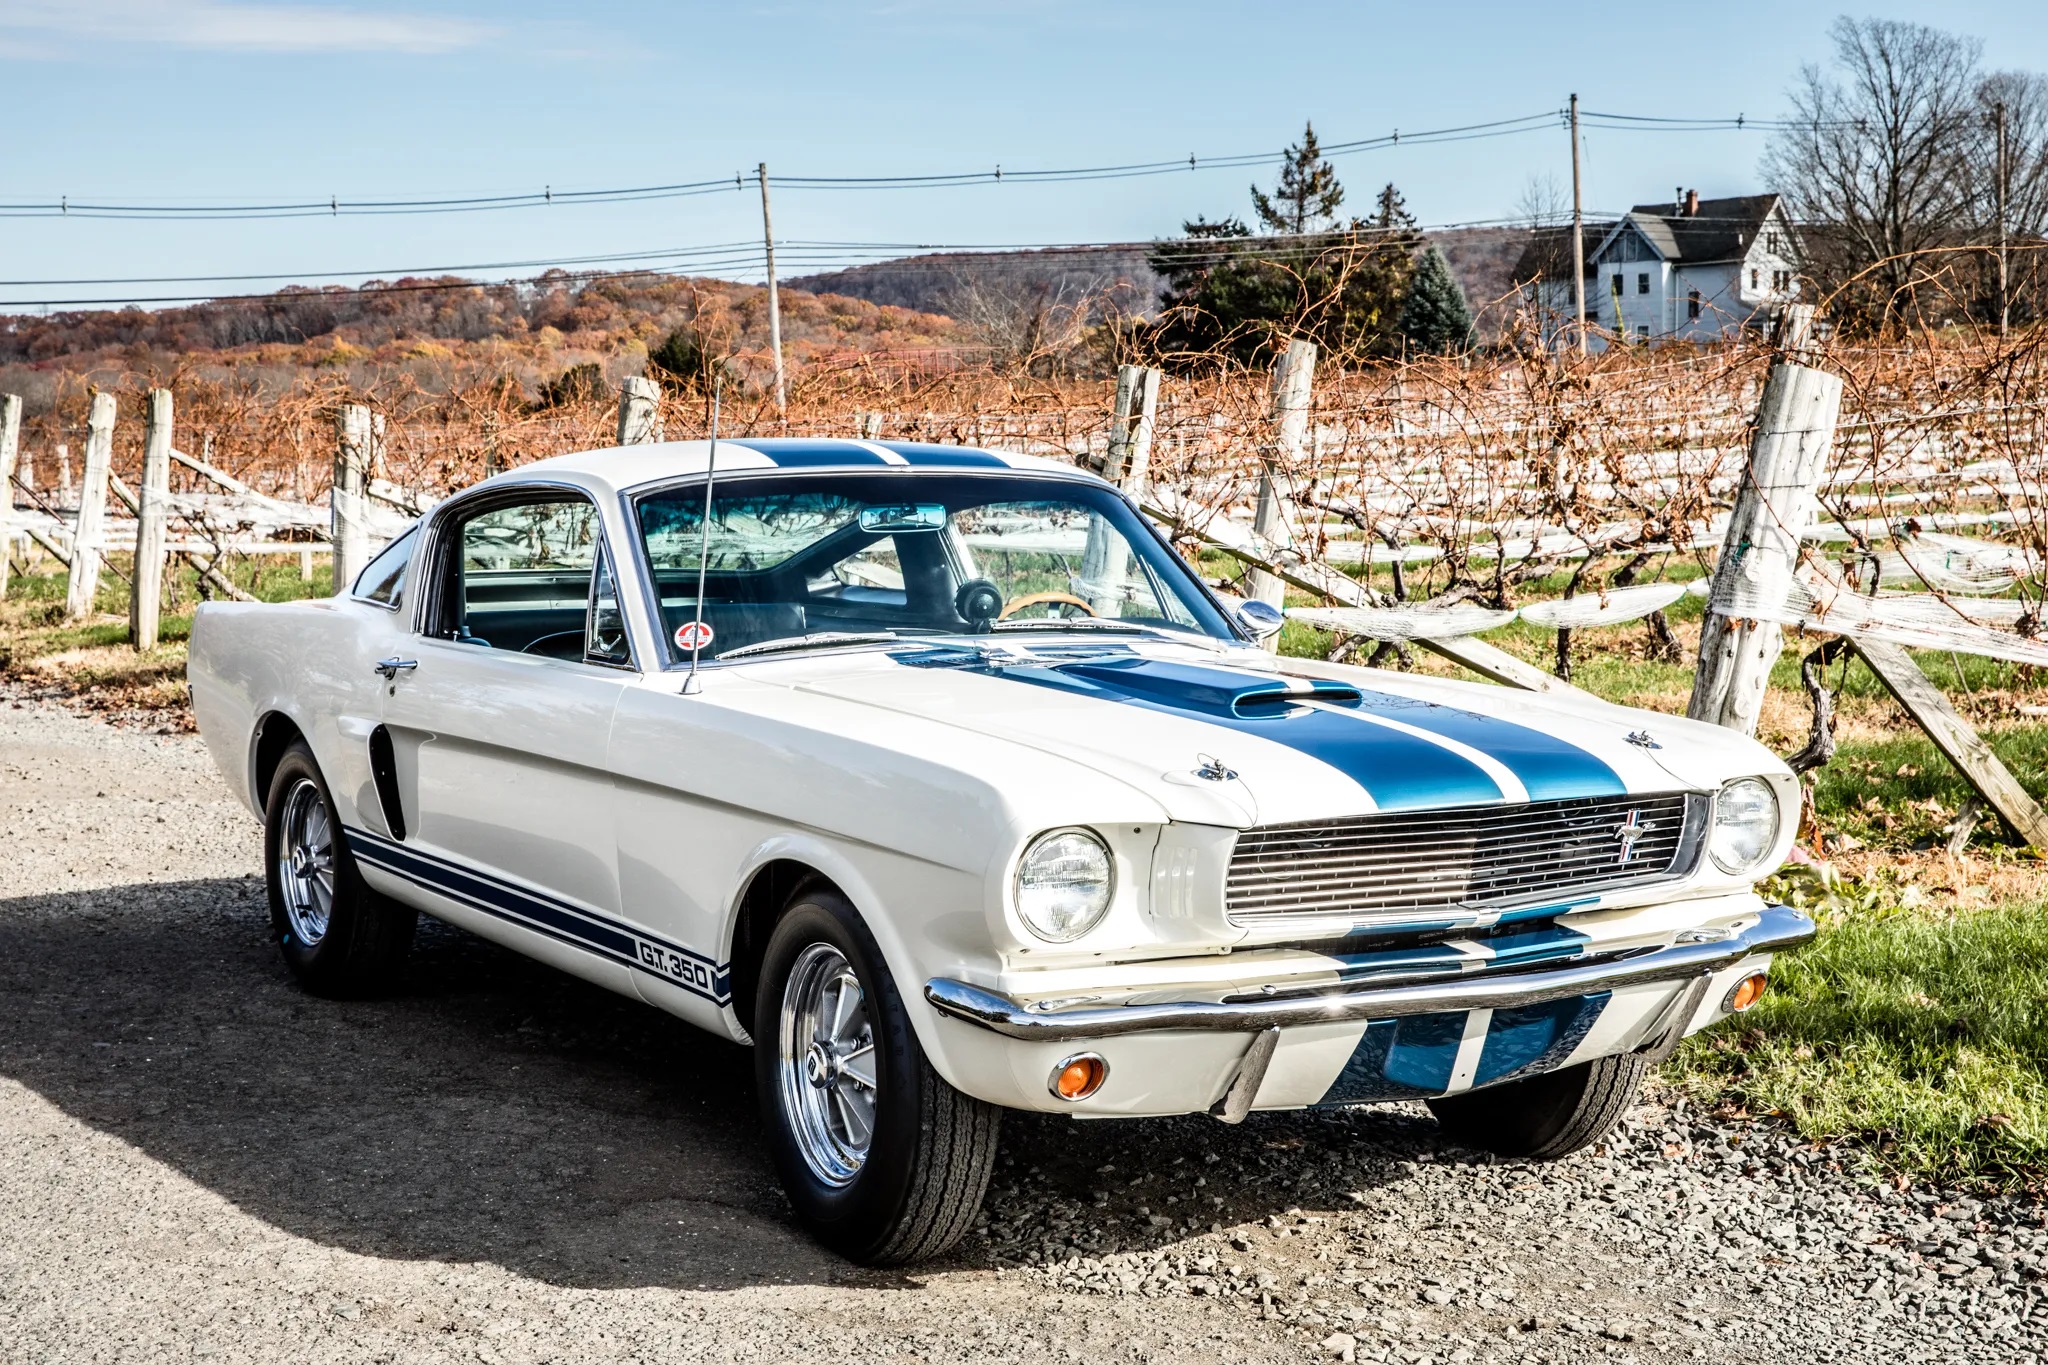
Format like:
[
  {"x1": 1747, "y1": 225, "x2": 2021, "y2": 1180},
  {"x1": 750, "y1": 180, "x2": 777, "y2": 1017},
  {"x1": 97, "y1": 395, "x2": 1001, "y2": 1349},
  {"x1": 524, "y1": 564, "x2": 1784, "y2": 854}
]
[{"x1": 188, "y1": 438, "x2": 1812, "y2": 1264}]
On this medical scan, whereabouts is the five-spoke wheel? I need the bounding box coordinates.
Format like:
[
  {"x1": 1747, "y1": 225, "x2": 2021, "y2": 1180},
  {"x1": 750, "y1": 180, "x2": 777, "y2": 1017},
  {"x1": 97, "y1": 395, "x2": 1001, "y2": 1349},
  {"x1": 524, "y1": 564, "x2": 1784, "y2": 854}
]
[
  {"x1": 262, "y1": 739, "x2": 416, "y2": 996},
  {"x1": 778, "y1": 943, "x2": 879, "y2": 1187},
  {"x1": 276, "y1": 776, "x2": 336, "y2": 947},
  {"x1": 755, "y1": 885, "x2": 1000, "y2": 1264}
]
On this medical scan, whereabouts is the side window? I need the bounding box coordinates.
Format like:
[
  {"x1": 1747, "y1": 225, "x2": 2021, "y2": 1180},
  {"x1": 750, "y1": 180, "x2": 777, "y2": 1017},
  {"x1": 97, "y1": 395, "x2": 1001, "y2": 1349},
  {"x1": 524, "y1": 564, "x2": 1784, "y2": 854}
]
[
  {"x1": 585, "y1": 546, "x2": 631, "y2": 667},
  {"x1": 434, "y1": 496, "x2": 600, "y2": 660},
  {"x1": 828, "y1": 536, "x2": 905, "y2": 593},
  {"x1": 353, "y1": 527, "x2": 416, "y2": 607}
]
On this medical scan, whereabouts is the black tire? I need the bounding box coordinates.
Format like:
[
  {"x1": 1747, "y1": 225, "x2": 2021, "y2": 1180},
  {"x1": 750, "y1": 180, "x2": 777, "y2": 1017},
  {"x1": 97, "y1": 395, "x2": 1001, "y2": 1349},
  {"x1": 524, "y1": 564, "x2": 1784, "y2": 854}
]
[
  {"x1": 1426, "y1": 1052, "x2": 1646, "y2": 1160},
  {"x1": 753, "y1": 885, "x2": 1000, "y2": 1265},
  {"x1": 263, "y1": 741, "x2": 416, "y2": 997}
]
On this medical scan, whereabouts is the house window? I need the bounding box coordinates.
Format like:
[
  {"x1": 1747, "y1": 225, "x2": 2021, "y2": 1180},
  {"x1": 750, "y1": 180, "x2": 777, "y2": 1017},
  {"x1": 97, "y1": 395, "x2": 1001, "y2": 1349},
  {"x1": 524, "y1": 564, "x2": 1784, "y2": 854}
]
[
  {"x1": 1611, "y1": 274, "x2": 1623, "y2": 298},
  {"x1": 1637, "y1": 325, "x2": 1651, "y2": 339},
  {"x1": 1750, "y1": 268, "x2": 1760, "y2": 290},
  {"x1": 1637, "y1": 272, "x2": 1650, "y2": 294},
  {"x1": 1767, "y1": 231, "x2": 1782, "y2": 255},
  {"x1": 1687, "y1": 289, "x2": 1701, "y2": 320},
  {"x1": 1773, "y1": 270, "x2": 1792, "y2": 292}
]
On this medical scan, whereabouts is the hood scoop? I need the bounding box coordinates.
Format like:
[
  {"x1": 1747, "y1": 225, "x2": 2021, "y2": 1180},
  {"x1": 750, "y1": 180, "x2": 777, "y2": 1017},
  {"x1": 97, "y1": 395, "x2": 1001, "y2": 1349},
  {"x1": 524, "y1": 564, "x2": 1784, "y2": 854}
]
[{"x1": 1054, "y1": 657, "x2": 1361, "y2": 718}]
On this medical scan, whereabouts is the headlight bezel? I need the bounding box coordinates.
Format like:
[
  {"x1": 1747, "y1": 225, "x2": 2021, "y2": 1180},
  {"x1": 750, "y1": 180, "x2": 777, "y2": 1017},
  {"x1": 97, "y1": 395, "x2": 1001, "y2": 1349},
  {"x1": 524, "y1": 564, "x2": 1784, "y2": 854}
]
[
  {"x1": 1708, "y1": 776, "x2": 1782, "y2": 875},
  {"x1": 1012, "y1": 826, "x2": 1117, "y2": 944}
]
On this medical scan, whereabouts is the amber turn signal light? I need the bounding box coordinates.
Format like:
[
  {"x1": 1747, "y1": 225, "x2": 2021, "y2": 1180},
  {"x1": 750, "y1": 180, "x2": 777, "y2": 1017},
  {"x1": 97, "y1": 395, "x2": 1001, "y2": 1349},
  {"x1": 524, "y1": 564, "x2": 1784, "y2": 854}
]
[
  {"x1": 1049, "y1": 1053, "x2": 1109, "y2": 1101},
  {"x1": 1726, "y1": 972, "x2": 1769, "y2": 1013}
]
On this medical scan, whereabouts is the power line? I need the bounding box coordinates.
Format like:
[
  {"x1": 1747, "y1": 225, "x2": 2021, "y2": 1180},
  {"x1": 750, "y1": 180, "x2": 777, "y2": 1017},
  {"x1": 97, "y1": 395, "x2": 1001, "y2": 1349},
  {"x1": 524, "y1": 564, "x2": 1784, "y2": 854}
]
[
  {"x1": 0, "y1": 107, "x2": 1804, "y2": 223},
  {"x1": 0, "y1": 218, "x2": 1580, "y2": 308}
]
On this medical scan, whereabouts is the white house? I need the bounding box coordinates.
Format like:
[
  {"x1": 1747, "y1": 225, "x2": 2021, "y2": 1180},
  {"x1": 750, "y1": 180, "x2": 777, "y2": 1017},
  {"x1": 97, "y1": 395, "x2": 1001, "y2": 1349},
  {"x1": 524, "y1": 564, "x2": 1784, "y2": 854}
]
[{"x1": 1517, "y1": 190, "x2": 1803, "y2": 347}]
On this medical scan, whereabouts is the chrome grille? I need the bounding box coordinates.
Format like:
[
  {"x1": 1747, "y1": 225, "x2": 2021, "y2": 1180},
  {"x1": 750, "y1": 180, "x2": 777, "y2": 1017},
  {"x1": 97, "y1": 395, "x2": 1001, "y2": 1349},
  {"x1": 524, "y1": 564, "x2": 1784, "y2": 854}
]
[{"x1": 1226, "y1": 792, "x2": 1703, "y2": 927}]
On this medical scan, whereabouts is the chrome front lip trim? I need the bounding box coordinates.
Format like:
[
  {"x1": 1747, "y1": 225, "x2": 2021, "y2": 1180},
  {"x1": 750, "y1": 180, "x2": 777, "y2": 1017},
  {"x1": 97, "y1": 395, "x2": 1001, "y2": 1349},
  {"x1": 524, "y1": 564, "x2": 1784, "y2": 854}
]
[{"x1": 924, "y1": 903, "x2": 1815, "y2": 1041}]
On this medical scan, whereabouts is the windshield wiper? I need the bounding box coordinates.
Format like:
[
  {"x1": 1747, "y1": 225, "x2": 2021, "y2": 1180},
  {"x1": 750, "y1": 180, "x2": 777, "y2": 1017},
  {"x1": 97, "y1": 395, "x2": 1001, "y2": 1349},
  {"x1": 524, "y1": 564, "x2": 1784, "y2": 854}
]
[{"x1": 715, "y1": 630, "x2": 901, "y2": 661}]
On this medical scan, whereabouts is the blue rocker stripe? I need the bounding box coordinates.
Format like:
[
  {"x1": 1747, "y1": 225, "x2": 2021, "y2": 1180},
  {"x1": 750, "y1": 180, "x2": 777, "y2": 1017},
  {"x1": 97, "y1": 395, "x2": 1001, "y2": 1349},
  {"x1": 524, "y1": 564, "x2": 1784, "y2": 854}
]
[{"x1": 344, "y1": 828, "x2": 731, "y2": 1004}]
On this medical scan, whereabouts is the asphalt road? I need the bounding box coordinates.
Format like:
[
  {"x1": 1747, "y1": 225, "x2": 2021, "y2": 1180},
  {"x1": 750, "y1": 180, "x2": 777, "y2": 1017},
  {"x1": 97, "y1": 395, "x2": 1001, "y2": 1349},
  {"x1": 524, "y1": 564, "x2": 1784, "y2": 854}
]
[{"x1": 2, "y1": 696, "x2": 2042, "y2": 1364}]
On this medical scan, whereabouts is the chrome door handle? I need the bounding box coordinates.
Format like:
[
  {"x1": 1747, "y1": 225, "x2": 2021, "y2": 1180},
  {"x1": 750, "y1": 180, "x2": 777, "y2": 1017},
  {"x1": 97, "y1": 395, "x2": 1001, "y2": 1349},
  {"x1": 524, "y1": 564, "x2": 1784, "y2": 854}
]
[{"x1": 374, "y1": 657, "x2": 418, "y2": 680}]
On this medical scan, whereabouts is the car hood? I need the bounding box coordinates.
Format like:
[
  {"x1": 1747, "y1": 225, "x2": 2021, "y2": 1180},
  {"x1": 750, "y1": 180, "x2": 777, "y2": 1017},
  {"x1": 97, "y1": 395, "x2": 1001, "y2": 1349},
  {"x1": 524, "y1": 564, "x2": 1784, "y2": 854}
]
[{"x1": 766, "y1": 640, "x2": 1778, "y2": 828}]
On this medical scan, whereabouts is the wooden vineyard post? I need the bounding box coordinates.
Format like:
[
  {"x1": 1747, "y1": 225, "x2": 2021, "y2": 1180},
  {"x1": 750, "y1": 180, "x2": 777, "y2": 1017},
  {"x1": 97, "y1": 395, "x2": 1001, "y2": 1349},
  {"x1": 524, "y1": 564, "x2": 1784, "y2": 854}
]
[
  {"x1": 617, "y1": 375, "x2": 664, "y2": 446},
  {"x1": 332, "y1": 404, "x2": 374, "y2": 595},
  {"x1": 0, "y1": 393, "x2": 20, "y2": 599},
  {"x1": 1686, "y1": 355, "x2": 1842, "y2": 735},
  {"x1": 64, "y1": 392, "x2": 117, "y2": 621},
  {"x1": 1249, "y1": 339, "x2": 1315, "y2": 641},
  {"x1": 1080, "y1": 365, "x2": 1162, "y2": 615},
  {"x1": 1852, "y1": 640, "x2": 2048, "y2": 848},
  {"x1": 130, "y1": 389, "x2": 174, "y2": 649},
  {"x1": 1100, "y1": 364, "x2": 1160, "y2": 492}
]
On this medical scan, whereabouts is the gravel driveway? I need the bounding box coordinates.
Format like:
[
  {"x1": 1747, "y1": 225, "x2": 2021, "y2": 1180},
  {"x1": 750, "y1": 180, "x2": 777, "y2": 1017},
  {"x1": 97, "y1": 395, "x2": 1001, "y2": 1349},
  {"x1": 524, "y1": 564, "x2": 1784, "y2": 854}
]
[{"x1": 2, "y1": 697, "x2": 2044, "y2": 1364}]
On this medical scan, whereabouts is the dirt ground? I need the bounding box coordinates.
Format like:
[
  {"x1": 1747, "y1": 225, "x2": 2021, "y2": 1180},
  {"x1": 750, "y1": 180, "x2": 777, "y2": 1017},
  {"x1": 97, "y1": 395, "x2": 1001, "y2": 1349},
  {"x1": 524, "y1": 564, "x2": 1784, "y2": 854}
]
[{"x1": 2, "y1": 697, "x2": 2043, "y2": 1364}]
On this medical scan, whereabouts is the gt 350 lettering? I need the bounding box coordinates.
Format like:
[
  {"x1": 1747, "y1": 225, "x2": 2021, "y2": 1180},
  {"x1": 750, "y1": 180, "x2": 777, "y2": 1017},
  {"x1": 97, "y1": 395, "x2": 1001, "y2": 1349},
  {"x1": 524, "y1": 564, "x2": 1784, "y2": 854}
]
[{"x1": 638, "y1": 938, "x2": 712, "y2": 991}]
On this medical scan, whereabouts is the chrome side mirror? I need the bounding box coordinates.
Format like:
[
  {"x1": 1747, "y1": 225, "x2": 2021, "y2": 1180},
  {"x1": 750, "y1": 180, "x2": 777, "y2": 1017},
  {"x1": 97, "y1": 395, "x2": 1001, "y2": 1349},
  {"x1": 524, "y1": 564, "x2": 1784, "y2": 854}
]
[{"x1": 1233, "y1": 598, "x2": 1286, "y2": 642}]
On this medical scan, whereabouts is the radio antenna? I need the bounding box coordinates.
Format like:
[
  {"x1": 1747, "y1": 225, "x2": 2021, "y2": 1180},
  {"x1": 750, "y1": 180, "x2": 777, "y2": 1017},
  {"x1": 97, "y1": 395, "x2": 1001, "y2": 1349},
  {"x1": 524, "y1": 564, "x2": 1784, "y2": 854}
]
[{"x1": 679, "y1": 374, "x2": 722, "y2": 695}]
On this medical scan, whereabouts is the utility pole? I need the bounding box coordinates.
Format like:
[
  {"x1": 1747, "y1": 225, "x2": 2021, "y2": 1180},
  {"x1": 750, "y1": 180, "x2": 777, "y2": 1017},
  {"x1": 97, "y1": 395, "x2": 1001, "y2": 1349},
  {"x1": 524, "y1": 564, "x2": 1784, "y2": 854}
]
[
  {"x1": 1569, "y1": 93, "x2": 1586, "y2": 353},
  {"x1": 758, "y1": 162, "x2": 786, "y2": 415},
  {"x1": 1994, "y1": 100, "x2": 2010, "y2": 338}
]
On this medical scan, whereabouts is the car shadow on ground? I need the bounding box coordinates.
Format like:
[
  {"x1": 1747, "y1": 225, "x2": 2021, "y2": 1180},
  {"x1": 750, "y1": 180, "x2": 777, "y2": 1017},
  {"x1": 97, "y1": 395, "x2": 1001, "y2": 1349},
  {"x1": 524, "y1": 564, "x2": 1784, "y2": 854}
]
[{"x1": 0, "y1": 878, "x2": 1471, "y2": 1292}]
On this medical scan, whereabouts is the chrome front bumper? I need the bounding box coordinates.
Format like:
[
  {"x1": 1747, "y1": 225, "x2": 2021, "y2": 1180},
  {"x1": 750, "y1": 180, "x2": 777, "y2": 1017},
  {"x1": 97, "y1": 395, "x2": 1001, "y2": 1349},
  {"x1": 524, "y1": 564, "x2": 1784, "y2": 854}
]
[{"x1": 925, "y1": 903, "x2": 1815, "y2": 1042}]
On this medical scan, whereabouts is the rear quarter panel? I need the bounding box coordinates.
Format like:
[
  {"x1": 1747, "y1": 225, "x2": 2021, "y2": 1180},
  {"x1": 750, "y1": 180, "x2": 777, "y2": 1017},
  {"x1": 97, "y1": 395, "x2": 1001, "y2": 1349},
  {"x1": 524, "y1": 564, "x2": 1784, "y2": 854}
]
[{"x1": 188, "y1": 598, "x2": 386, "y2": 827}]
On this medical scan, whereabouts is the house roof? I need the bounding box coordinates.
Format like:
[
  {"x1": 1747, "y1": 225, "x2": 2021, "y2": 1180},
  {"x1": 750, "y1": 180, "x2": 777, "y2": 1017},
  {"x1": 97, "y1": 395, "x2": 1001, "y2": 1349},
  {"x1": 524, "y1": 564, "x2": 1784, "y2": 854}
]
[
  {"x1": 1517, "y1": 195, "x2": 1795, "y2": 280},
  {"x1": 1613, "y1": 194, "x2": 1790, "y2": 266}
]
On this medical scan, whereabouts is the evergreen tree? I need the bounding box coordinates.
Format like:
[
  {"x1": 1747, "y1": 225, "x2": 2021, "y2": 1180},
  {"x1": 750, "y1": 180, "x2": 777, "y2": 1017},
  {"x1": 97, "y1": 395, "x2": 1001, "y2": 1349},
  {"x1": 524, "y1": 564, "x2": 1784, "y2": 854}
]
[
  {"x1": 1250, "y1": 123, "x2": 1345, "y2": 236},
  {"x1": 1147, "y1": 147, "x2": 1423, "y2": 365},
  {"x1": 1397, "y1": 245, "x2": 1475, "y2": 353}
]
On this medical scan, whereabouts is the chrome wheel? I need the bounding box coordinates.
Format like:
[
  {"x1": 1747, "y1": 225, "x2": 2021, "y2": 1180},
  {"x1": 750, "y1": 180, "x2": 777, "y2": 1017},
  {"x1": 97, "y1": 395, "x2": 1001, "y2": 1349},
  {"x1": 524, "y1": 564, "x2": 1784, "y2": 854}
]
[
  {"x1": 777, "y1": 942, "x2": 878, "y2": 1187},
  {"x1": 277, "y1": 777, "x2": 335, "y2": 947}
]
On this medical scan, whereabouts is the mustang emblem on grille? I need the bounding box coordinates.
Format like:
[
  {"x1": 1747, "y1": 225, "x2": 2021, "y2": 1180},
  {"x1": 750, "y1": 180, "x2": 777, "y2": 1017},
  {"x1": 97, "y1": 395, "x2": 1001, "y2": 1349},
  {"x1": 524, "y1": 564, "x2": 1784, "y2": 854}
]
[{"x1": 1612, "y1": 808, "x2": 1654, "y2": 864}]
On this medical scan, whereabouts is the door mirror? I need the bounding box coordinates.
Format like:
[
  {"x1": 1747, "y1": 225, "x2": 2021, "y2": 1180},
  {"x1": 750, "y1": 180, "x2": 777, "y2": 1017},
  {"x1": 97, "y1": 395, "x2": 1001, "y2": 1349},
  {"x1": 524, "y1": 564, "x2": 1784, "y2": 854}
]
[{"x1": 1233, "y1": 598, "x2": 1286, "y2": 641}]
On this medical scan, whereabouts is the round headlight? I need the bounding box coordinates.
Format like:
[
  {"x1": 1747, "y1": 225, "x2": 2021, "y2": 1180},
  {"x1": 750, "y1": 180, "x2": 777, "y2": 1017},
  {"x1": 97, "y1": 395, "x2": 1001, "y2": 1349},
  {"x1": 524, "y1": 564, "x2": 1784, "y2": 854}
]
[
  {"x1": 1014, "y1": 828, "x2": 1115, "y2": 943},
  {"x1": 1710, "y1": 777, "x2": 1781, "y2": 874}
]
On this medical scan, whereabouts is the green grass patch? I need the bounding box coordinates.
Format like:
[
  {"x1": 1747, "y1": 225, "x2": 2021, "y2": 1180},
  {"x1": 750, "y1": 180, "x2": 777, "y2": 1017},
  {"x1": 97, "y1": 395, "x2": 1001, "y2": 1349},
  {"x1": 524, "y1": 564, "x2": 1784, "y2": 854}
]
[
  {"x1": 1674, "y1": 893, "x2": 2048, "y2": 1189},
  {"x1": 1815, "y1": 728, "x2": 2048, "y2": 849}
]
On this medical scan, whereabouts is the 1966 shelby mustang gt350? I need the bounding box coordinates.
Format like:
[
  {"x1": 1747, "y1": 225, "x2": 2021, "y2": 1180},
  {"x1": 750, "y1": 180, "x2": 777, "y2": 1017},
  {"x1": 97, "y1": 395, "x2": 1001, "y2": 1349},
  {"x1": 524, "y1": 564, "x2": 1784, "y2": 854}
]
[{"x1": 188, "y1": 437, "x2": 1812, "y2": 1264}]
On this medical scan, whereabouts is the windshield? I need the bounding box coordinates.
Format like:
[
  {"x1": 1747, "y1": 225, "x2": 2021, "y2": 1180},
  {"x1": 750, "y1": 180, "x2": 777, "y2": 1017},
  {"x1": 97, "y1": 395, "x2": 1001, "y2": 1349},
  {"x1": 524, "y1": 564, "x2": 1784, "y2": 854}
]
[{"x1": 632, "y1": 471, "x2": 1236, "y2": 664}]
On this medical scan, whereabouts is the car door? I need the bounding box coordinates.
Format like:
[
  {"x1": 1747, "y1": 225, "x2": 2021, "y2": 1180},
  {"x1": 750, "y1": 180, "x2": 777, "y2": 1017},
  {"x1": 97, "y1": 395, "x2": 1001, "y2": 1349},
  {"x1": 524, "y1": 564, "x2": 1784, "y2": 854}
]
[{"x1": 361, "y1": 485, "x2": 639, "y2": 993}]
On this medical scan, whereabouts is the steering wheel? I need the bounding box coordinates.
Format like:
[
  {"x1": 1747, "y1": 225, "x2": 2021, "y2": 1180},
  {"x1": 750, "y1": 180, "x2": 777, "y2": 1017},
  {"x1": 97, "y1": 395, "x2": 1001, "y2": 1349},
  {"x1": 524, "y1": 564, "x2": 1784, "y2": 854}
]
[{"x1": 997, "y1": 592, "x2": 1098, "y2": 621}]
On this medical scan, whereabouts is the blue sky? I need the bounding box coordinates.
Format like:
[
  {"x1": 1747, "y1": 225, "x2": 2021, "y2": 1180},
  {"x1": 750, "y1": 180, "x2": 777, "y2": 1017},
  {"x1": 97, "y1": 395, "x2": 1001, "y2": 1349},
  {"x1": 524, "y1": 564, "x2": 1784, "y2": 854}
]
[{"x1": 3, "y1": 0, "x2": 2045, "y2": 307}]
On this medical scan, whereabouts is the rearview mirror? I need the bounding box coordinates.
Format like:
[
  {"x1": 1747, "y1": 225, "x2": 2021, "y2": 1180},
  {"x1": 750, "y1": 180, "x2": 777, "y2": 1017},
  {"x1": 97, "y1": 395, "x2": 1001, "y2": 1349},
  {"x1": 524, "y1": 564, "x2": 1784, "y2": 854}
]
[
  {"x1": 858, "y1": 504, "x2": 948, "y2": 534},
  {"x1": 1233, "y1": 598, "x2": 1286, "y2": 641}
]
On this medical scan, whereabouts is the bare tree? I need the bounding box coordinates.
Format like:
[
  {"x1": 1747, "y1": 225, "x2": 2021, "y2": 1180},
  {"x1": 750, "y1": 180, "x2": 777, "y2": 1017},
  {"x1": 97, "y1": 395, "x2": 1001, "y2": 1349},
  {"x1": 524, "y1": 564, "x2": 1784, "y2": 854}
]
[
  {"x1": 942, "y1": 270, "x2": 1095, "y2": 378},
  {"x1": 1515, "y1": 173, "x2": 1571, "y2": 228},
  {"x1": 1764, "y1": 16, "x2": 1984, "y2": 327}
]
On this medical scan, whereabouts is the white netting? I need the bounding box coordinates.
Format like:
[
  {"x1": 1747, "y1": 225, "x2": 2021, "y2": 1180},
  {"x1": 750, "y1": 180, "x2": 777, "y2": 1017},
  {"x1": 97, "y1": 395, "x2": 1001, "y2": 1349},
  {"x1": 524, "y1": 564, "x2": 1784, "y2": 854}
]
[
  {"x1": 1517, "y1": 582, "x2": 1689, "y2": 629},
  {"x1": 1286, "y1": 604, "x2": 1520, "y2": 641}
]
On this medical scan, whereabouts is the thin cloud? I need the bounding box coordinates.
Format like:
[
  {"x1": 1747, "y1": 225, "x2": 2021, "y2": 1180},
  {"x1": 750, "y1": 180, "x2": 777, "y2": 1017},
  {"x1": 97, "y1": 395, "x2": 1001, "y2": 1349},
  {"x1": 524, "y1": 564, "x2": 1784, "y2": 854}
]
[{"x1": 0, "y1": 1, "x2": 494, "y2": 55}]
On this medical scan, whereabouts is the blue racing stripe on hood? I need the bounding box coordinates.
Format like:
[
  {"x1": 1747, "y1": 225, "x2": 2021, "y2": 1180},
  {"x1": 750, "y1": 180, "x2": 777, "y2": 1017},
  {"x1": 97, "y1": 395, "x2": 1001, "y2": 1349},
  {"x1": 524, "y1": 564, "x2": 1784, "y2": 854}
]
[
  {"x1": 1340, "y1": 685, "x2": 1625, "y2": 800},
  {"x1": 896, "y1": 650, "x2": 1504, "y2": 812}
]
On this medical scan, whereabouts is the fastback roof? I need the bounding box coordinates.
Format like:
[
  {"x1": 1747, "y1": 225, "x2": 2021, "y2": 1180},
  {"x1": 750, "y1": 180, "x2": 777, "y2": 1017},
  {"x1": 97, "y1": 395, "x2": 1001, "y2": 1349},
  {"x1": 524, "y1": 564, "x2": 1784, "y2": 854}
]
[{"x1": 515, "y1": 437, "x2": 1091, "y2": 495}]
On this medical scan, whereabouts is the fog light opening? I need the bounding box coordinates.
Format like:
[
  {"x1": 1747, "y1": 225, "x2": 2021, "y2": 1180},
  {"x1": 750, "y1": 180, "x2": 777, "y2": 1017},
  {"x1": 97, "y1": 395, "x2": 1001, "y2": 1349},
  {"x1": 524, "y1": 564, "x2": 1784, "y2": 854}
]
[
  {"x1": 1726, "y1": 972, "x2": 1769, "y2": 1014},
  {"x1": 1049, "y1": 1053, "x2": 1108, "y2": 1102}
]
